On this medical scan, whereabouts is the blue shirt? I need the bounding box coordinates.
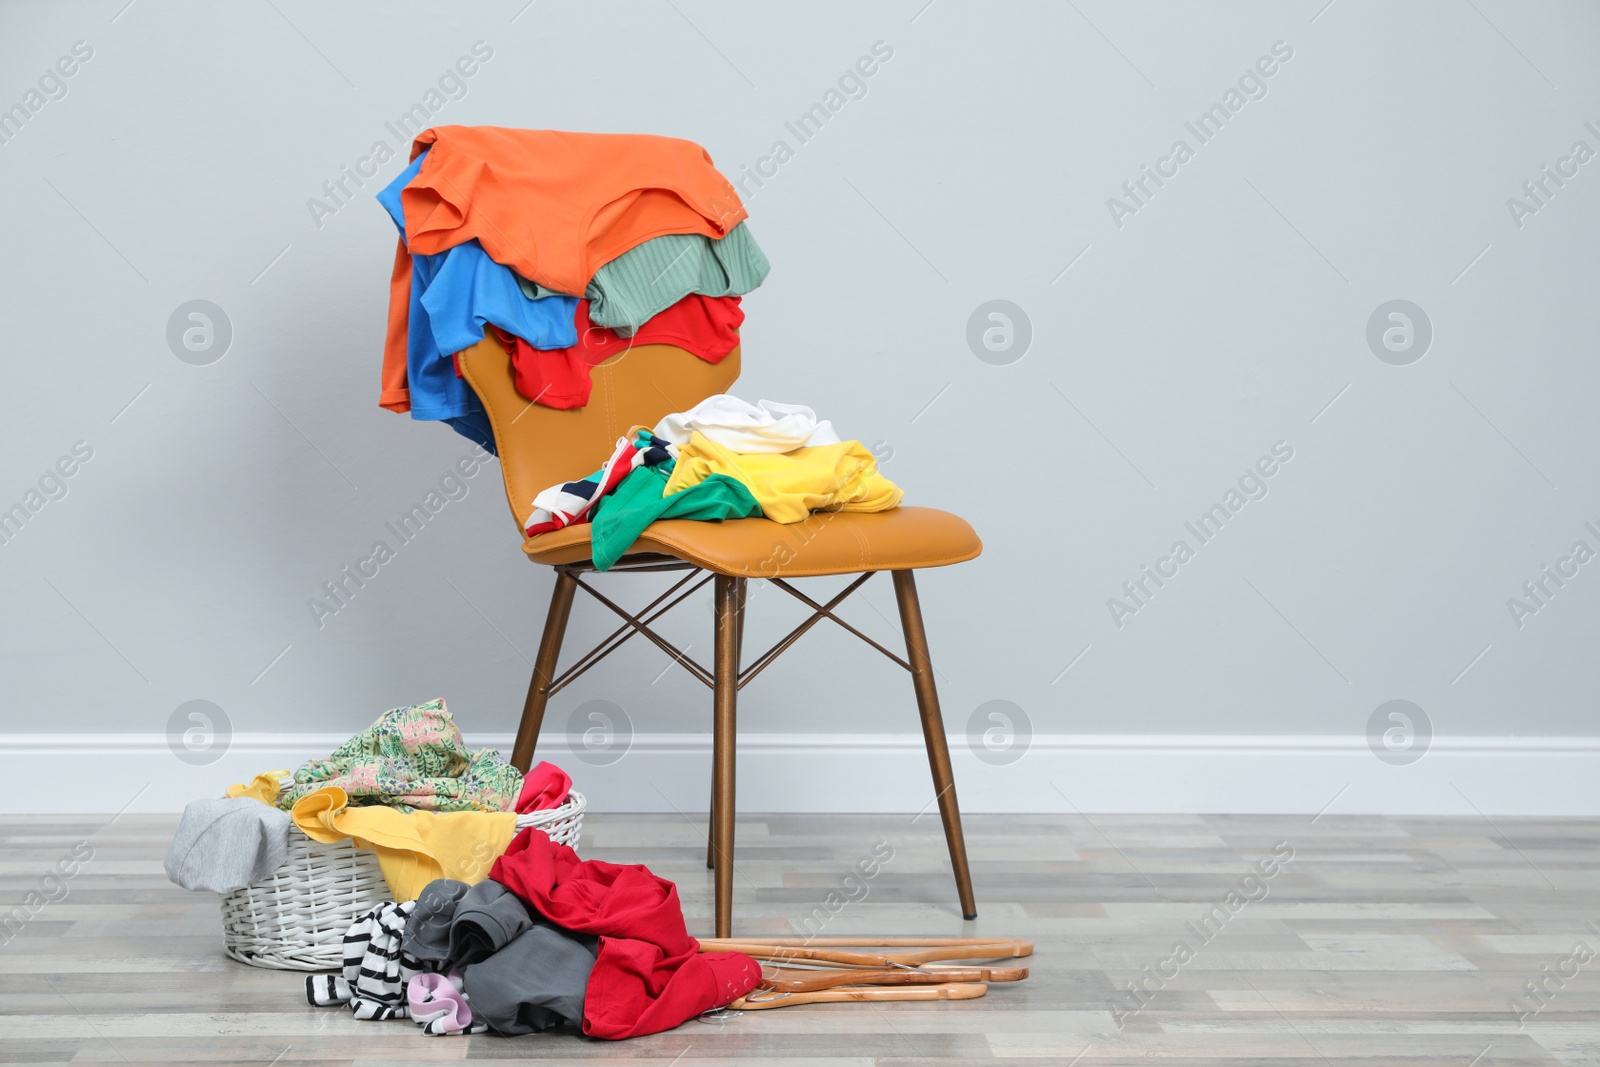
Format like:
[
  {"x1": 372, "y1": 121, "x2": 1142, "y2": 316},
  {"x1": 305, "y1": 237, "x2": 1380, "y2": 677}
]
[
  {"x1": 420, "y1": 240, "x2": 578, "y2": 358},
  {"x1": 377, "y1": 153, "x2": 579, "y2": 431}
]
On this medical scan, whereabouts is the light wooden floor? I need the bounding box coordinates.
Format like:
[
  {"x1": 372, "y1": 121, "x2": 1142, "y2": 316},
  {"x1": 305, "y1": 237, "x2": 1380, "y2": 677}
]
[{"x1": 3, "y1": 811, "x2": 1599, "y2": 1065}]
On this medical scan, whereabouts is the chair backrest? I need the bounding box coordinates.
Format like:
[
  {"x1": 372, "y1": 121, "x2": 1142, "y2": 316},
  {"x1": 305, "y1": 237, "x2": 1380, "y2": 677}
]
[{"x1": 458, "y1": 334, "x2": 741, "y2": 535}]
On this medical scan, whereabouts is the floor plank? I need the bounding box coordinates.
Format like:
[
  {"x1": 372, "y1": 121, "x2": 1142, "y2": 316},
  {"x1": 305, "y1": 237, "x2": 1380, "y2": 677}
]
[{"x1": 0, "y1": 812, "x2": 1596, "y2": 1063}]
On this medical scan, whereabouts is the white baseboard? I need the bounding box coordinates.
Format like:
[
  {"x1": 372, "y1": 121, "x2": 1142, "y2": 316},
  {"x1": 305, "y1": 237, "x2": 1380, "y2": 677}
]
[{"x1": 3, "y1": 732, "x2": 1598, "y2": 816}]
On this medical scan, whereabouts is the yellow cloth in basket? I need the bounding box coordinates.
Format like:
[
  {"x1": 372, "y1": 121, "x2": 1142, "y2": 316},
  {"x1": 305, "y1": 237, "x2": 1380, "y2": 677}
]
[
  {"x1": 226, "y1": 770, "x2": 289, "y2": 805},
  {"x1": 290, "y1": 786, "x2": 516, "y2": 901}
]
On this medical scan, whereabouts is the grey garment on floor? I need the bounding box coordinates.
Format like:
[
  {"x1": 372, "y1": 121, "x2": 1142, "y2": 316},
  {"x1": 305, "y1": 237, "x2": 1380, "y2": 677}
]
[
  {"x1": 460, "y1": 919, "x2": 599, "y2": 1035},
  {"x1": 163, "y1": 797, "x2": 291, "y2": 893},
  {"x1": 402, "y1": 878, "x2": 470, "y2": 965},
  {"x1": 447, "y1": 879, "x2": 532, "y2": 967}
]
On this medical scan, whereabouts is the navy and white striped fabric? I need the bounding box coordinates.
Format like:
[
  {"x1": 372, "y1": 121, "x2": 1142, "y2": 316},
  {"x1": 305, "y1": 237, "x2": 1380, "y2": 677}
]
[{"x1": 524, "y1": 429, "x2": 679, "y2": 537}]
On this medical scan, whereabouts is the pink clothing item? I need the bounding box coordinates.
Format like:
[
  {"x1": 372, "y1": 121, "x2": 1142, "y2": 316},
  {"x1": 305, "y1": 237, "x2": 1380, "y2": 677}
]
[
  {"x1": 516, "y1": 762, "x2": 573, "y2": 813},
  {"x1": 408, "y1": 972, "x2": 480, "y2": 1036}
]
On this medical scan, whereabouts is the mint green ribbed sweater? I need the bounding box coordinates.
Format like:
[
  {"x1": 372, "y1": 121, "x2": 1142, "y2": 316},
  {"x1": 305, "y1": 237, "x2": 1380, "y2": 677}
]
[{"x1": 518, "y1": 222, "x2": 769, "y2": 333}]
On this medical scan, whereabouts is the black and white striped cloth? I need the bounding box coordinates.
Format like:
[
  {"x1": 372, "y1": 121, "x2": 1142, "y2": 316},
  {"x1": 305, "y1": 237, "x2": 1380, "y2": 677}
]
[{"x1": 306, "y1": 900, "x2": 424, "y2": 1020}]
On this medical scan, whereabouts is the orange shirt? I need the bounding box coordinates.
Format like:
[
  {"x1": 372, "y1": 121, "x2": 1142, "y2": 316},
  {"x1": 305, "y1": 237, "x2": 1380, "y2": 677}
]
[
  {"x1": 381, "y1": 239, "x2": 414, "y2": 411},
  {"x1": 381, "y1": 128, "x2": 745, "y2": 413}
]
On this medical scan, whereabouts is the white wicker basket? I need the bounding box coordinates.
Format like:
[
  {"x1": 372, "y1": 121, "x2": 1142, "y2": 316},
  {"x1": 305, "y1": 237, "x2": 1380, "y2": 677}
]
[{"x1": 220, "y1": 790, "x2": 585, "y2": 971}]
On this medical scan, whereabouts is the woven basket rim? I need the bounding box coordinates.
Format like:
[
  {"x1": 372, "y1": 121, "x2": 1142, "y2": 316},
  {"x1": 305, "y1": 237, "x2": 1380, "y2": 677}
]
[{"x1": 217, "y1": 790, "x2": 584, "y2": 972}]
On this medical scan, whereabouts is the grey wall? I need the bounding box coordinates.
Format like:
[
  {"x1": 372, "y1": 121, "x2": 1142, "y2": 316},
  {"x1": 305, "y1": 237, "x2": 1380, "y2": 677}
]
[{"x1": 3, "y1": 1, "x2": 1597, "y2": 756}]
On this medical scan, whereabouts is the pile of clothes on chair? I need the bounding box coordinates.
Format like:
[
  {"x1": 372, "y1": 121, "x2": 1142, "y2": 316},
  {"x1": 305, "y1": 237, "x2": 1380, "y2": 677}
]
[
  {"x1": 524, "y1": 394, "x2": 904, "y2": 570},
  {"x1": 376, "y1": 126, "x2": 767, "y2": 452},
  {"x1": 374, "y1": 126, "x2": 906, "y2": 565},
  {"x1": 305, "y1": 830, "x2": 760, "y2": 1039}
]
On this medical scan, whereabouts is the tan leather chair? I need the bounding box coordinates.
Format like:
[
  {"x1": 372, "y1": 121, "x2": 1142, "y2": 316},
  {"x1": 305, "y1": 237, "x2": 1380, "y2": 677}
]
[{"x1": 459, "y1": 334, "x2": 981, "y2": 937}]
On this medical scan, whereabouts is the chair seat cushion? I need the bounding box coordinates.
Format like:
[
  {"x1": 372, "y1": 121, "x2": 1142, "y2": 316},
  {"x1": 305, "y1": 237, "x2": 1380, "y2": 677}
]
[{"x1": 522, "y1": 506, "x2": 981, "y2": 577}]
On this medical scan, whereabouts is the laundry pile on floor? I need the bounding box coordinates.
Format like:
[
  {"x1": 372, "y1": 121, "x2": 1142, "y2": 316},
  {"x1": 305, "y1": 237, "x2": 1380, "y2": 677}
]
[
  {"x1": 165, "y1": 697, "x2": 757, "y2": 1038},
  {"x1": 526, "y1": 394, "x2": 903, "y2": 569},
  {"x1": 376, "y1": 126, "x2": 767, "y2": 452},
  {"x1": 164, "y1": 699, "x2": 569, "y2": 897},
  {"x1": 305, "y1": 833, "x2": 760, "y2": 1039}
]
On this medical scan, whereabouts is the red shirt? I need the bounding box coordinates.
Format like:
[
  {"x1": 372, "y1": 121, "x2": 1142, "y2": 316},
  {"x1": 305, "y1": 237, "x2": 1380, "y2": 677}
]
[
  {"x1": 496, "y1": 294, "x2": 742, "y2": 410},
  {"x1": 490, "y1": 828, "x2": 760, "y2": 1039}
]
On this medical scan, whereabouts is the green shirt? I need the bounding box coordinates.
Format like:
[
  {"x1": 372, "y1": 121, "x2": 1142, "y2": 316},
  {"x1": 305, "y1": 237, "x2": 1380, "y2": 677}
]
[
  {"x1": 588, "y1": 462, "x2": 761, "y2": 571},
  {"x1": 519, "y1": 222, "x2": 769, "y2": 334}
]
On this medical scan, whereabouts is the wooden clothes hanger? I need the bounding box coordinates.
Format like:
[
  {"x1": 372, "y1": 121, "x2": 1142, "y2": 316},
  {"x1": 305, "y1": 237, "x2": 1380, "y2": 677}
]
[
  {"x1": 757, "y1": 963, "x2": 1027, "y2": 992},
  {"x1": 700, "y1": 937, "x2": 1032, "y2": 1009},
  {"x1": 700, "y1": 938, "x2": 1033, "y2": 969},
  {"x1": 733, "y1": 982, "x2": 989, "y2": 1009},
  {"x1": 703, "y1": 937, "x2": 1034, "y2": 949}
]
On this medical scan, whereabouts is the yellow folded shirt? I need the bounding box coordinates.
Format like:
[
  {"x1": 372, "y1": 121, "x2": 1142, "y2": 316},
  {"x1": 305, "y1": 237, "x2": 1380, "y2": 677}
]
[
  {"x1": 665, "y1": 432, "x2": 902, "y2": 524},
  {"x1": 226, "y1": 770, "x2": 290, "y2": 805},
  {"x1": 290, "y1": 786, "x2": 516, "y2": 901}
]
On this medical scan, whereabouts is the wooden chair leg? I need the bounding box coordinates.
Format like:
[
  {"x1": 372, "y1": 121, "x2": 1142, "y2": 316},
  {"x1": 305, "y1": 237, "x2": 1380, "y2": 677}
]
[
  {"x1": 510, "y1": 571, "x2": 578, "y2": 773},
  {"x1": 711, "y1": 574, "x2": 744, "y2": 937},
  {"x1": 891, "y1": 569, "x2": 978, "y2": 920},
  {"x1": 706, "y1": 778, "x2": 717, "y2": 870},
  {"x1": 708, "y1": 580, "x2": 747, "y2": 871}
]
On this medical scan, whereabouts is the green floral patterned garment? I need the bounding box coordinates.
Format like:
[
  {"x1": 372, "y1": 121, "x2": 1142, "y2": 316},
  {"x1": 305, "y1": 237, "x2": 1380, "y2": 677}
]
[{"x1": 280, "y1": 698, "x2": 522, "y2": 813}]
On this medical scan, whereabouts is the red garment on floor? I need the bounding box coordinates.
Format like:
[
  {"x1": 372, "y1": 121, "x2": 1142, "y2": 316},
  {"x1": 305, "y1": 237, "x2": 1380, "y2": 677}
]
[
  {"x1": 514, "y1": 761, "x2": 572, "y2": 813},
  {"x1": 489, "y1": 828, "x2": 760, "y2": 1039},
  {"x1": 498, "y1": 295, "x2": 742, "y2": 409}
]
